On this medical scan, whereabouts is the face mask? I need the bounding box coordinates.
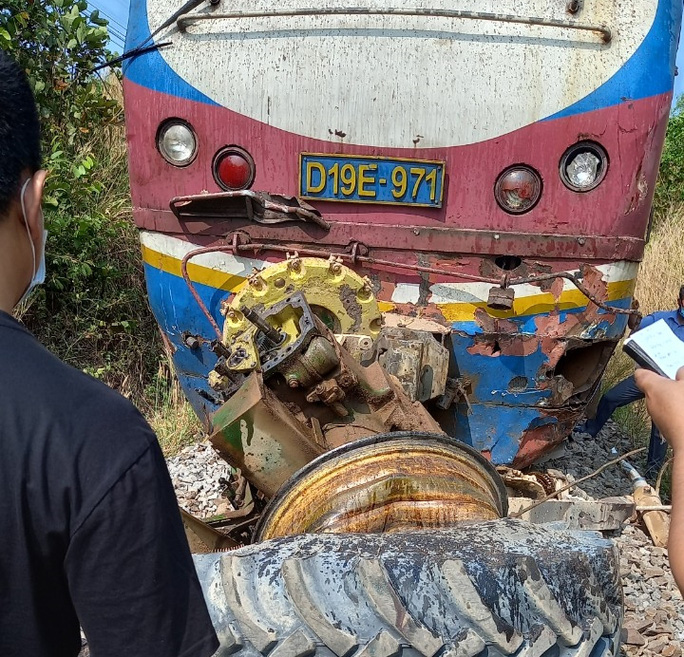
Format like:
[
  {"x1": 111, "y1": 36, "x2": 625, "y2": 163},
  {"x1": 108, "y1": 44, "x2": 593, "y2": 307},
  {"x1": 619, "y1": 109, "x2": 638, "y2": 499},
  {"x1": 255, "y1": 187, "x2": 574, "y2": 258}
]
[
  {"x1": 679, "y1": 306, "x2": 684, "y2": 320},
  {"x1": 17, "y1": 177, "x2": 47, "y2": 306}
]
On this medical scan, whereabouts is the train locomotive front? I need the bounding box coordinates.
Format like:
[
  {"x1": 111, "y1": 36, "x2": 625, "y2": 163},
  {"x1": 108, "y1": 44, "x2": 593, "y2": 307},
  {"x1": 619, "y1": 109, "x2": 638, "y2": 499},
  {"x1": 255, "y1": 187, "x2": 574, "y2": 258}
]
[{"x1": 123, "y1": 1, "x2": 680, "y2": 464}]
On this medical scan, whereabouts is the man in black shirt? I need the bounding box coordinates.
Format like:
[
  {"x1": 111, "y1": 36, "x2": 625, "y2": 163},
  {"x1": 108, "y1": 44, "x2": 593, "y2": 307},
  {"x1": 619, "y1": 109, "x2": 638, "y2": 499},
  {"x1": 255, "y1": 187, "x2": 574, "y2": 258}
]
[{"x1": 0, "y1": 52, "x2": 219, "y2": 657}]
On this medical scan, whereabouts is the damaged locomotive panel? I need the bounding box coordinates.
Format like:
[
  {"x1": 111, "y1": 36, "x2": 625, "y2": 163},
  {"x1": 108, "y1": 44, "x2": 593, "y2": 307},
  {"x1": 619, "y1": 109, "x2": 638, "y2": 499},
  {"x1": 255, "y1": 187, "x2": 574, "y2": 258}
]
[
  {"x1": 203, "y1": 251, "x2": 636, "y2": 474},
  {"x1": 437, "y1": 262, "x2": 633, "y2": 467},
  {"x1": 209, "y1": 308, "x2": 444, "y2": 497}
]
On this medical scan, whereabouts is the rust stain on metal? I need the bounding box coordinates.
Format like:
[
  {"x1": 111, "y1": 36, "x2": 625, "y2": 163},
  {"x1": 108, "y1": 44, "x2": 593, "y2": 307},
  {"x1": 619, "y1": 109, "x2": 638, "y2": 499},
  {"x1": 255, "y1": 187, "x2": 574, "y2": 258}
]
[
  {"x1": 579, "y1": 264, "x2": 608, "y2": 301},
  {"x1": 464, "y1": 264, "x2": 620, "y2": 407},
  {"x1": 209, "y1": 373, "x2": 325, "y2": 498},
  {"x1": 473, "y1": 307, "x2": 518, "y2": 334},
  {"x1": 338, "y1": 283, "x2": 364, "y2": 330},
  {"x1": 467, "y1": 334, "x2": 539, "y2": 358},
  {"x1": 256, "y1": 435, "x2": 508, "y2": 540},
  {"x1": 548, "y1": 277, "x2": 565, "y2": 300},
  {"x1": 513, "y1": 409, "x2": 580, "y2": 470}
]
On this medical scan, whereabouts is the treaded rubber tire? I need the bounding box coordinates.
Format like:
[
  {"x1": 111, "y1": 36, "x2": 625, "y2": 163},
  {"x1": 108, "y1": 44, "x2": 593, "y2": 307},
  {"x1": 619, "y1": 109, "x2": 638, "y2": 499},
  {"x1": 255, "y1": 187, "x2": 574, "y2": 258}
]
[{"x1": 194, "y1": 518, "x2": 622, "y2": 657}]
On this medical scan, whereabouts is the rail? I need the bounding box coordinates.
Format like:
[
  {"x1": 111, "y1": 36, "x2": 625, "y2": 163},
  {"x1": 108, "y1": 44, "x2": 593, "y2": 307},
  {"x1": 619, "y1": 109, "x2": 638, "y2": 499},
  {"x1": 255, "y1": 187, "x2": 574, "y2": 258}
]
[{"x1": 177, "y1": 7, "x2": 612, "y2": 43}]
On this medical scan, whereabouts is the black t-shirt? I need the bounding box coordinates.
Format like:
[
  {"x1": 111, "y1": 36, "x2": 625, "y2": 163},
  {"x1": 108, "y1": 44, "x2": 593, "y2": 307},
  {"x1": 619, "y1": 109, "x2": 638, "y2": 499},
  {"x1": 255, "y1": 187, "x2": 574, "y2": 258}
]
[{"x1": 0, "y1": 311, "x2": 219, "y2": 657}]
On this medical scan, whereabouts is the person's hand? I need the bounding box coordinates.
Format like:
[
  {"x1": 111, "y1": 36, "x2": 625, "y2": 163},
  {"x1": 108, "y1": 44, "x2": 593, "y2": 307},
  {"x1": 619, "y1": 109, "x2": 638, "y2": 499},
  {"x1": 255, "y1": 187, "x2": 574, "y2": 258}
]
[{"x1": 634, "y1": 367, "x2": 684, "y2": 453}]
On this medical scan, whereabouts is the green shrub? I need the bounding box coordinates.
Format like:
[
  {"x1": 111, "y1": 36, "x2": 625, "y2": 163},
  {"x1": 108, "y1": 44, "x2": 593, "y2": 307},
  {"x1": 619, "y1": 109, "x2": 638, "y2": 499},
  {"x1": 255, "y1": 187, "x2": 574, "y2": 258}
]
[
  {"x1": 653, "y1": 96, "x2": 684, "y2": 222},
  {"x1": 1, "y1": 1, "x2": 161, "y2": 402}
]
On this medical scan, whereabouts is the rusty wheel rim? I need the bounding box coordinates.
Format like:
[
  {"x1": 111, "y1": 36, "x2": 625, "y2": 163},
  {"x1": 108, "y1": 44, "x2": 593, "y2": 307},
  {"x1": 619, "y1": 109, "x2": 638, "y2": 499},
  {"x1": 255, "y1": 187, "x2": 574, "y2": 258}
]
[{"x1": 255, "y1": 432, "x2": 508, "y2": 541}]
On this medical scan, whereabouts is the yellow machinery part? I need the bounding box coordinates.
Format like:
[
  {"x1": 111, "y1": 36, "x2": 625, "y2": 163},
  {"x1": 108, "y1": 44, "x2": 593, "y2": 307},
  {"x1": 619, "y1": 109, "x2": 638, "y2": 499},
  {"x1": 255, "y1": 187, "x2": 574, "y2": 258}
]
[{"x1": 221, "y1": 256, "x2": 382, "y2": 364}]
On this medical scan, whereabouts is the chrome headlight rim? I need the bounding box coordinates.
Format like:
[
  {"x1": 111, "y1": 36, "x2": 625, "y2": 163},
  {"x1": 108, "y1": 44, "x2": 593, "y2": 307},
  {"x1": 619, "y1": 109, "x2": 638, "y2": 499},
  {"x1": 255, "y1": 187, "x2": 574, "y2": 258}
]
[
  {"x1": 156, "y1": 118, "x2": 198, "y2": 167},
  {"x1": 494, "y1": 164, "x2": 543, "y2": 215},
  {"x1": 559, "y1": 141, "x2": 609, "y2": 193}
]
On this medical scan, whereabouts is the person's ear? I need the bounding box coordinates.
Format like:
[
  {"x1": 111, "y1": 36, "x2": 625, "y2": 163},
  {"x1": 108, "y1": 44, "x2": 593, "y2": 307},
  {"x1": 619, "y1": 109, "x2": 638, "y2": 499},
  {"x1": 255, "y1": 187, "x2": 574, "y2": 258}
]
[{"x1": 22, "y1": 169, "x2": 47, "y2": 243}]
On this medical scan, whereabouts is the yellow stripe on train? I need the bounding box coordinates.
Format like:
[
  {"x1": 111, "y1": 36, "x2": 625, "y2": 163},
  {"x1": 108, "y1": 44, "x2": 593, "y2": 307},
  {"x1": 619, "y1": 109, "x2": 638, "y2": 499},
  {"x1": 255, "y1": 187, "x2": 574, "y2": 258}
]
[
  {"x1": 141, "y1": 244, "x2": 246, "y2": 292},
  {"x1": 142, "y1": 244, "x2": 635, "y2": 323},
  {"x1": 437, "y1": 278, "x2": 636, "y2": 323}
]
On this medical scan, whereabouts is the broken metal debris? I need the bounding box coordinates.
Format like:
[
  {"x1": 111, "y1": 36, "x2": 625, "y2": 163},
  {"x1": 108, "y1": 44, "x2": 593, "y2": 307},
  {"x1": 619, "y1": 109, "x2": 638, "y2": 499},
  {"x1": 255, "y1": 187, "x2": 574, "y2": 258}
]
[{"x1": 507, "y1": 497, "x2": 635, "y2": 531}]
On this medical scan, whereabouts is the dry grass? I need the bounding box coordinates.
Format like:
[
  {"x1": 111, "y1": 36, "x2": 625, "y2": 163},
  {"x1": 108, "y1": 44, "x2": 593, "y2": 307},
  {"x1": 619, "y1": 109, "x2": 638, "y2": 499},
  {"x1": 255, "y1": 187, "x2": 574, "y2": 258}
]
[
  {"x1": 145, "y1": 360, "x2": 203, "y2": 457},
  {"x1": 95, "y1": 78, "x2": 203, "y2": 456},
  {"x1": 602, "y1": 203, "x2": 684, "y2": 452},
  {"x1": 149, "y1": 395, "x2": 201, "y2": 458},
  {"x1": 633, "y1": 206, "x2": 684, "y2": 323}
]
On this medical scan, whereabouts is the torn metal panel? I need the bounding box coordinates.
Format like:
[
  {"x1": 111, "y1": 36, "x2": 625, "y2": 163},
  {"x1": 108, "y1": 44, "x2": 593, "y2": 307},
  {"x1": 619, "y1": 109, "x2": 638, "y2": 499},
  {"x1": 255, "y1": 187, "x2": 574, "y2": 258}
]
[
  {"x1": 454, "y1": 264, "x2": 627, "y2": 411},
  {"x1": 372, "y1": 327, "x2": 450, "y2": 402},
  {"x1": 433, "y1": 400, "x2": 582, "y2": 467},
  {"x1": 514, "y1": 410, "x2": 580, "y2": 469},
  {"x1": 506, "y1": 498, "x2": 636, "y2": 531},
  {"x1": 170, "y1": 190, "x2": 330, "y2": 230},
  {"x1": 209, "y1": 372, "x2": 325, "y2": 497}
]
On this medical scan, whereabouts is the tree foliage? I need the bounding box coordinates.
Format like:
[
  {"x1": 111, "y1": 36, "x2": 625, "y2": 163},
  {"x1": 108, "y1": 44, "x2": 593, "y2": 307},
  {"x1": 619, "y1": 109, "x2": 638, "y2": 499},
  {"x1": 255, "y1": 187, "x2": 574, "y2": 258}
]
[
  {"x1": 655, "y1": 95, "x2": 684, "y2": 215},
  {"x1": 1, "y1": 1, "x2": 161, "y2": 399},
  {"x1": 1, "y1": 0, "x2": 117, "y2": 149}
]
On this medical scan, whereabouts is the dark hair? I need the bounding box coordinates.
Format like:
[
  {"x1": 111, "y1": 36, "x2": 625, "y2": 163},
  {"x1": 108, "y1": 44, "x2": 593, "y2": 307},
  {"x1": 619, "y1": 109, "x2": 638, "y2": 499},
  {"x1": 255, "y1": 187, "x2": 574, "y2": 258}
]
[
  {"x1": 0, "y1": 50, "x2": 41, "y2": 218},
  {"x1": 679, "y1": 285, "x2": 684, "y2": 301}
]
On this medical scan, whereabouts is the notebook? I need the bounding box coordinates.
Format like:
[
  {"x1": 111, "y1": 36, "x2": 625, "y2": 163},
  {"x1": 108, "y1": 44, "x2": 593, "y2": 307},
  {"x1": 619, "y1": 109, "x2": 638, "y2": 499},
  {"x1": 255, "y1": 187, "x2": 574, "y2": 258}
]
[{"x1": 623, "y1": 318, "x2": 684, "y2": 379}]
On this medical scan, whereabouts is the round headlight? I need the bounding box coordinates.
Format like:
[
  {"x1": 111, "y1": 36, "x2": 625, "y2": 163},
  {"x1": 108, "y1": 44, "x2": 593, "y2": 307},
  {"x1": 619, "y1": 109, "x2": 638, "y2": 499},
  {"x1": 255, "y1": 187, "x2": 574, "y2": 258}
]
[
  {"x1": 494, "y1": 166, "x2": 542, "y2": 214},
  {"x1": 157, "y1": 120, "x2": 197, "y2": 166},
  {"x1": 560, "y1": 141, "x2": 608, "y2": 192}
]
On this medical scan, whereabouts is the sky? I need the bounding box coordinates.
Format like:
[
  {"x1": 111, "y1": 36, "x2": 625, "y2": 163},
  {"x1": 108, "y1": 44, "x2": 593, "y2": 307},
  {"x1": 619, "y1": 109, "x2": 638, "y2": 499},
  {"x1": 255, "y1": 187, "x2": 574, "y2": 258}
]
[
  {"x1": 93, "y1": 0, "x2": 684, "y2": 101},
  {"x1": 88, "y1": 0, "x2": 129, "y2": 53}
]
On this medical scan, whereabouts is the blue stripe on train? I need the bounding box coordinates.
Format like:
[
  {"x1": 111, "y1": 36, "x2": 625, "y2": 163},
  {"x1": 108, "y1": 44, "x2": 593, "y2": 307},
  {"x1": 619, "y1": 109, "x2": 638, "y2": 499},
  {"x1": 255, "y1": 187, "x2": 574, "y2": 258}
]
[
  {"x1": 145, "y1": 262, "x2": 630, "y2": 462},
  {"x1": 451, "y1": 301, "x2": 630, "y2": 405},
  {"x1": 124, "y1": 0, "x2": 680, "y2": 123}
]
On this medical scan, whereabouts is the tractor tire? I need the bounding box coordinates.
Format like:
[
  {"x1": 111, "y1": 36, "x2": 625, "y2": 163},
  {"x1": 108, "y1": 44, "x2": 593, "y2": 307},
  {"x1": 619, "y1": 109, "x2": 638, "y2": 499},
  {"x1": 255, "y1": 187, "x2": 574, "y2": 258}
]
[{"x1": 194, "y1": 518, "x2": 622, "y2": 657}]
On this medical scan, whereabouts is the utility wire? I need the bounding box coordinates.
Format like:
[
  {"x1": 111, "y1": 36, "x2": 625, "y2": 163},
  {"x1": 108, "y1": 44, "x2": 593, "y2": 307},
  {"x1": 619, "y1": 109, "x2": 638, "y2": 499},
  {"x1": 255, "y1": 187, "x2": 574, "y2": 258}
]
[
  {"x1": 84, "y1": 2, "x2": 128, "y2": 46},
  {"x1": 89, "y1": 0, "x2": 188, "y2": 71},
  {"x1": 87, "y1": 0, "x2": 128, "y2": 26},
  {"x1": 88, "y1": 0, "x2": 128, "y2": 34},
  {"x1": 83, "y1": 6, "x2": 126, "y2": 37},
  {"x1": 83, "y1": 7, "x2": 127, "y2": 48},
  {"x1": 91, "y1": 41, "x2": 171, "y2": 72},
  {"x1": 510, "y1": 447, "x2": 648, "y2": 518}
]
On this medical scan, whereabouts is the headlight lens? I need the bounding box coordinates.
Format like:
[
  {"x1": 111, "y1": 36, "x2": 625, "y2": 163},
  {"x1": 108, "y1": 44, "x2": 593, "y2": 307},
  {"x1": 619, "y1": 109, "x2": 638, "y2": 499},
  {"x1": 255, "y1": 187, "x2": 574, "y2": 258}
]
[
  {"x1": 213, "y1": 146, "x2": 256, "y2": 191},
  {"x1": 560, "y1": 142, "x2": 608, "y2": 192},
  {"x1": 157, "y1": 120, "x2": 197, "y2": 166},
  {"x1": 494, "y1": 166, "x2": 542, "y2": 214}
]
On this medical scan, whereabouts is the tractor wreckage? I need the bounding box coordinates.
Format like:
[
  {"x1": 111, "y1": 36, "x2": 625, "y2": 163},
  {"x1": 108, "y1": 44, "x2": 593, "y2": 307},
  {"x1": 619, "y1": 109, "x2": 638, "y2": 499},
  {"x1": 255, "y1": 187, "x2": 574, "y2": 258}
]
[{"x1": 180, "y1": 254, "x2": 623, "y2": 657}]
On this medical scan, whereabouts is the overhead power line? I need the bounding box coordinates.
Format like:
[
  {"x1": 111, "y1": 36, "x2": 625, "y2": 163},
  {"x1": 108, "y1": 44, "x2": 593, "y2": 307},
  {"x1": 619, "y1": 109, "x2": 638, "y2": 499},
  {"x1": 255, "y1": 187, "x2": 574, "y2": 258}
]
[
  {"x1": 88, "y1": 0, "x2": 128, "y2": 29},
  {"x1": 92, "y1": 9, "x2": 127, "y2": 34},
  {"x1": 88, "y1": 12, "x2": 127, "y2": 39},
  {"x1": 83, "y1": 7, "x2": 127, "y2": 46},
  {"x1": 86, "y1": 1, "x2": 128, "y2": 39}
]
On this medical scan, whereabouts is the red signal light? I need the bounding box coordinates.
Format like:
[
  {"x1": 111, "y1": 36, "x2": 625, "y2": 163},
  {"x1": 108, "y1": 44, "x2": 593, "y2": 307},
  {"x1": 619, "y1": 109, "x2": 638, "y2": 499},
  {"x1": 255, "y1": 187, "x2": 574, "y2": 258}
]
[
  {"x1": 494, "y1": 166, "x2": 542, "y2": 214},
  {"x1": 213, "y1": 147, "x2": 256, "y2": 191}
]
